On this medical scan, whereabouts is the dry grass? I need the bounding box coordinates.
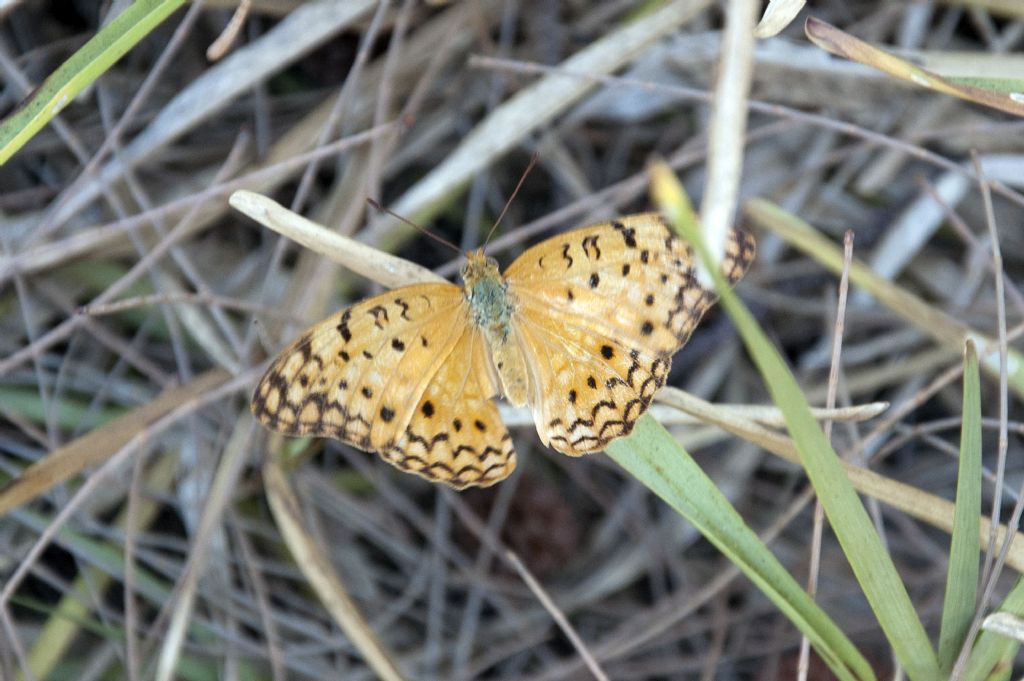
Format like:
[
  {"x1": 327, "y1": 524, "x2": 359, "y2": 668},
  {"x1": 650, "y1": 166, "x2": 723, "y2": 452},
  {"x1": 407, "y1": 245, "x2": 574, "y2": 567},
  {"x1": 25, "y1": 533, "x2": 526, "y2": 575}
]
[{"x1": 2, "y1": 1, "x2": 1023, "y2": 679}]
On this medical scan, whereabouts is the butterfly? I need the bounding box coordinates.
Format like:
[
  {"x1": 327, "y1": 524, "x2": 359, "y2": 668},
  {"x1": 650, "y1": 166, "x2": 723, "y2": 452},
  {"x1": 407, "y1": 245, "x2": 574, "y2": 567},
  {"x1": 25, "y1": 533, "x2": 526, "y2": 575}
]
[{"x1": 251, "y1": 214, "x2": 754, "y2": 489}]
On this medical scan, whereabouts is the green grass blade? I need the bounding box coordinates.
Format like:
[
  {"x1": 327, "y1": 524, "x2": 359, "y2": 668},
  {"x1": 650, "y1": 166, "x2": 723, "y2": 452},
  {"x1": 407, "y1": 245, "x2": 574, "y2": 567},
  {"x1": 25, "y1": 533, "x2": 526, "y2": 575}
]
[
  {"x1": 650, "y1": 164, "x2": 941, "y2": 679},
  {"x1": 716, "y1": 236, "x2": 941, "y2": 679},
  {"x1": 607, "y1": 417, "x2": 874, "y2": 681},
  {"x1": 0, "y1": 0, "x2": 186, "y2": 165},
  {"x1": 939, "y1": 341, "x2": 983, "y2": 671}
]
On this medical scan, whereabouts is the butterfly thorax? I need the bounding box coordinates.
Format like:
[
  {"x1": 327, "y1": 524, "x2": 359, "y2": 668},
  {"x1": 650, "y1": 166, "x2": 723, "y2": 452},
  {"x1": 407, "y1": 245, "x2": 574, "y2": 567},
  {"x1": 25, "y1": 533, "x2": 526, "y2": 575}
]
[{"x1": 461, "y1": 250, "x2": 529, "y2": 406}]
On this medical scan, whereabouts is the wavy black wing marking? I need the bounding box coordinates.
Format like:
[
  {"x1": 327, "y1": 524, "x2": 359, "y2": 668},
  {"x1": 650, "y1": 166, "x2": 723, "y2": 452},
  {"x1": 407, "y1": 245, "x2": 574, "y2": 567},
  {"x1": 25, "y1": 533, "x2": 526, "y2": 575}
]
[
  {"x1": 513, "y1": 301, "x2": 670, "y2": 455},
  {"x1": 382, "y1": 324, "x2": 517, "y2": 488}
]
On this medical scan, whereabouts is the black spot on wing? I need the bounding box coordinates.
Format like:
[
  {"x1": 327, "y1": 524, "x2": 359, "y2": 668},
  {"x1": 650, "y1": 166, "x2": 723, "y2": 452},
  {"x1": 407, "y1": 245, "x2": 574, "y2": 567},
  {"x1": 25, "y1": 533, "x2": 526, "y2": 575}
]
[
  {"x1": 336, "y1": 310, "x2": 352, "y2": 342},
  {"x1": 612, "y1": 221, "x2": 637, "y2": 248}
]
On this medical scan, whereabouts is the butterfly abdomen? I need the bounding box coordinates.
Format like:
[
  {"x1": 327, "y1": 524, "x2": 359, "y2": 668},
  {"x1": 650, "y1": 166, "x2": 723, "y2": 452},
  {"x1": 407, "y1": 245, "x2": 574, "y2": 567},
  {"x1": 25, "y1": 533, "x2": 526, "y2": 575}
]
[{"x1": 462, "y1": 251, "x2": 530, "y2": 406}]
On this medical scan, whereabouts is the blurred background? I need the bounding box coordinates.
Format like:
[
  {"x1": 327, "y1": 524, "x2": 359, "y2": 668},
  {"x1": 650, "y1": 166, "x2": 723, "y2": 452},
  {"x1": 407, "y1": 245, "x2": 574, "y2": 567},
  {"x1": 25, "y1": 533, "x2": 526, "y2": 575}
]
[{"x1": 1, "y1": 1, "x2": 1022, "y2": 679}]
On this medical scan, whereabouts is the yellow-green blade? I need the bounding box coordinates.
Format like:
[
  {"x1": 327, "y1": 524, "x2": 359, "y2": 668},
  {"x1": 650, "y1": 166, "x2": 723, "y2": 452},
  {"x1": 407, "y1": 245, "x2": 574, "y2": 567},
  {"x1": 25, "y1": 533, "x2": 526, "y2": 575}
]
[
  {"x1": 0, "y1": 0, "x2": 186, "y2": 165},
  {"x1": 938, "y1": 341, "x2": 983, "y2": 671},
  {"x1": 651, "y1": 164, "x2": 940, "y2": 680},
  {"x1": 607, "y1": 417, "x2": 874, "y2": 681}
]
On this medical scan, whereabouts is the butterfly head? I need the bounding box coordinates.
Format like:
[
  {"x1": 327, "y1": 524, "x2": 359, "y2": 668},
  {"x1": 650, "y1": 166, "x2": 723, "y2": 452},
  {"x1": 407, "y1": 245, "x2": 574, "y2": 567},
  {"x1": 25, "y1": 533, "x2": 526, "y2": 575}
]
[{"x1": 460, "y1": 250, "x2": 501, "y2": 289}]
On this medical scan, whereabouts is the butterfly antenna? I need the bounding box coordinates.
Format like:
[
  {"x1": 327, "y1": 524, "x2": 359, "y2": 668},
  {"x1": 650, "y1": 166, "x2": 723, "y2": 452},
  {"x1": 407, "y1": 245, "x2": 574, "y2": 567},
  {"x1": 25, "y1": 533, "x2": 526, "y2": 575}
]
[
  {"x1": 482, "y1": 153, "x2": 538, "y2": 249},
  {"x1": 366, "y1": 198, "x2": 462, "y2": 255}
]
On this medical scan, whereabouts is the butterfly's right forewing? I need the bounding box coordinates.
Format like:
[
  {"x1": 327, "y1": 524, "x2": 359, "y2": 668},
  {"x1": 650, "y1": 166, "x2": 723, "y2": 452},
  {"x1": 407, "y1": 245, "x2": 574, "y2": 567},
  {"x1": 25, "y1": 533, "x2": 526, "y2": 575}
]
[{"x1": 252, "y1": 282, "x2": 515, "y2": 488}]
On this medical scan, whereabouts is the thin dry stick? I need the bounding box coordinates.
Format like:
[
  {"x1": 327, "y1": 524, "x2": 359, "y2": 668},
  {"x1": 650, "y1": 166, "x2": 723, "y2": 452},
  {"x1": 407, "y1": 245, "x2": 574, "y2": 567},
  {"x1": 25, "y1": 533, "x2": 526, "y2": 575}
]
[
  {"x1": 439, "y1": 489, "x2": 607, "y2": 679},
  {"x1": 363, "y1": 0, "x2": 417, "y2": 203},
  {"x1": 0, "y1": 123, "x2": 399, "y2": 378},
  {"x1": 879, "y1": 424, "x2": 1016, "y2": 496},
  {"x1": 155, "y1": 421, "x2": 256, "y2": 681},
  {"x1": 424, "y1": 495, "x2": 451, "y2": 676},
  {"x1": 289, "y1": 0, "x2": 391, "y2": 215},
  {"x1": 529, "y1": 476, "x2": 828, "y2": 681},
  {"x1": 206, "y1": 0, "x2": 251, "y2": 61},
  {"x1": 116, "y1": 128, "x2": 253, "y2": 368},
  {"x1": 8, "y1": 262, "x2": 57, "y2": 446},
  {"x1": 951, "y1": 153, "x2": 1014, "y2": 681},
  {"x1": 451, "y1": 474, "x2": 522, "y2": 678},
  {"x1": 0, "y1": 603, "x2": 34, "y2": 681},
  {"x1": 700, "y1": 594, "x2": 728, "y2": 681},
  {"x1": 228, "y1": 514, "x2": 286, "y2": 681},
  {"x1": 849, "y1": 320, "x2": 1024, "y2": 467},
  {"x1": 432, "y1": 120, "x2": 790, "y2": 279},
  {"x1": 798, "y1": 230, "x2": 854, "y2": 681},
  {"x1": 32, "y1": 1, "x2": 209, "y2": 246},
  {"x1": 915, "y1": 176, "x2": 1024, "y2": 315},
  {"x1": 467, "y1": 56, "x2": 1024, "y2": 211},
  {"x1": 80, "y1": 291, "x2": 303, "y2": 323},
  {"x1": 975, "y1": 152, "x2": 1010, "y2": 594},
  {"x1": 505, "y1": 550, "x2": 611, "y2": 681},
  {"x1": 262, "y1": 459, "x2": 408, "y2": 681},
  {"x1": 0, "y1": 370, "x2": 253, "y2": 606},
  {"x1": 0, "y1": 120, "x2": 399, "y2": 286},
  {"x1": 124, "y1": 456, "x2": 145, "y2": 681}
]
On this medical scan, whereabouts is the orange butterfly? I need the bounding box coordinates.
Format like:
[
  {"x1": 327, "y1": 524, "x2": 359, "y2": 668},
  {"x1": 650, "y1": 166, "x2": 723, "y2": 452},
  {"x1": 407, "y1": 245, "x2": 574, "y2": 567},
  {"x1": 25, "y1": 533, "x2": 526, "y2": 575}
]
[{"x1": 252, "y1": 214, "x2": 754, "y2": 488}]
